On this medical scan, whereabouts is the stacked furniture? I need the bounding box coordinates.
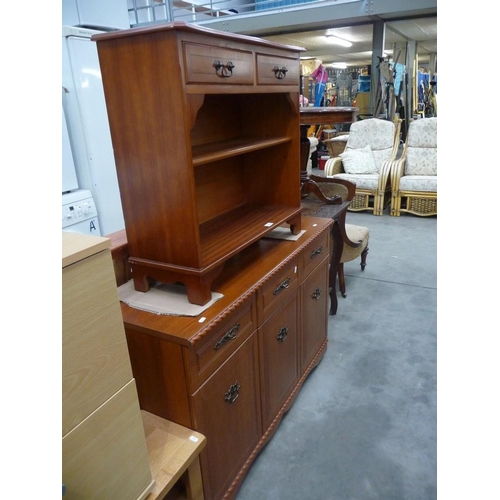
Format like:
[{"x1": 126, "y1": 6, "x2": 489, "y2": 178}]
[
  {"x1": 390, "y1": 117, "x2": 437, "y2": 216},
  {"x1": 94, "y1": 22, "x2": 335, "y2": 500},
  {"x1": 62, "y1": 232, "x2": 154, "y2": 500}
]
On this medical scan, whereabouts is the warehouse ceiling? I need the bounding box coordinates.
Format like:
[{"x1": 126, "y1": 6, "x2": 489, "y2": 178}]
[{"x1": 260, "y1": 16, "x2": 437, "y2": 69}]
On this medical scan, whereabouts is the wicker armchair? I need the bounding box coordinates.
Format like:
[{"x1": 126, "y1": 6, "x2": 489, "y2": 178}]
[
  {"x1": 390, "y1": 117, "x2": 437, "y2": 217},
  {"x1": 323, "y1": 118, "x2": 401, "y2": 216}
]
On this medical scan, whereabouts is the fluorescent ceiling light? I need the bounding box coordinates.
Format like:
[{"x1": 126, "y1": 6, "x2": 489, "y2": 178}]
[
  {"x1": 325, "y1": 35, "x2": 352, "y2": 48},
  {"x1": 329, "y1": 62, "x2": 348, "y2": 69}
]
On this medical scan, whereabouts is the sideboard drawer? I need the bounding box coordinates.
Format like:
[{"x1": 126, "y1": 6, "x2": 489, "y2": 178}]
[
  {"x1": 183, "y1": 42, "x2": 254, "y2": 85},
  {"x1": 187, "y1": 294, "x2": 257, "y2": 391},
  {"x1": 256, "y1": 54, "x2": 300, "y2": 86},
  {"x1": 257, "y1": 258, "x2": 299, "y2": 322},
  {"x1": 300, "y1": 229, "x2": 330, "y2": 280}
]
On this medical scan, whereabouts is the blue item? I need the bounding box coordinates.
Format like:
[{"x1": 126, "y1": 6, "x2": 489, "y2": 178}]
[
  {"x1": 358, "y1": 75, "x2": 370, "y2": 93},
  {"x1": 255, "y1": 0, "x2": 316, "y2": 10},
  {"x1": 314, "y1": 81, "x2": 326, "y2": 107}
]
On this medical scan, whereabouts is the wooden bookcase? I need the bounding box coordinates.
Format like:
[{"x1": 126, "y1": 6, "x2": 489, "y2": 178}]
[{"x1": 93, "y1": 22, "x2": 305, "y2": 305}]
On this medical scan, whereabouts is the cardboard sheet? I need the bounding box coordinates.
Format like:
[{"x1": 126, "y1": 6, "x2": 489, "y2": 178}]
[{"x1": 118, "y1": 280, "x2": 223, "y2": 316}]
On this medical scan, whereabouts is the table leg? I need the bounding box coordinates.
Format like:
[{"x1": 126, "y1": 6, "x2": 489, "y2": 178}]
[{"x1": 329, "y1": 221, "x2": 343, "y2": 315}]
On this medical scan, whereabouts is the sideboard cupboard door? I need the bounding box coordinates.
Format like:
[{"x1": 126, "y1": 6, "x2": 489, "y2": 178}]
[
  {"x1": 300, "y1": 257, "x2": 329, "y2": 373},
  {"x1": 258, "y1": 294, "x2": 300, "y2": 430},
  {"x1": 190, "y1": 332, "x2": 262, "y2": 500}
]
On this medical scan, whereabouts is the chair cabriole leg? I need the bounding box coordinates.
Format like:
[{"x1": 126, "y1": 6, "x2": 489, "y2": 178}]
[
  {"x1": 338, "y1": 263, "x2": 347, "y2": 298},
  {"x1": 360, "y1": 246, "x2": 369, "y2": 271}
]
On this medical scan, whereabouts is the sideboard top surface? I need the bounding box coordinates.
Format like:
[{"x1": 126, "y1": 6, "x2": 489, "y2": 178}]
[{"x1": 113, "y1": 216, "x2": 332, "y2": 345}]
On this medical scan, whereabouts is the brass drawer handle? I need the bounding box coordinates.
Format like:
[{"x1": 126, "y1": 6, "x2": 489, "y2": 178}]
[
  {"x1": 312, "y1": 288, "x2": 321, "y2": 300},
  {"x1": 214, "y1": 60, "x2": 235, "y2": 77},
  {"x1": 214, "y1": 323, "x2": 240, "y2": 350},
  {"x1": 273, "y1": 277, "x2": 291, "y2": 295},
  {"x1": 273, "y1": 66, "x2": 288, "y2": 79},
  {"x1": 310, "y1": 246, "x2": 323, "y2": 259},
  {"x1": 224, "y1": 382, "x2": 240, "y2": 404},
  {"x1": 276, "y1": 326, "x2": 288, "y2": 342}
]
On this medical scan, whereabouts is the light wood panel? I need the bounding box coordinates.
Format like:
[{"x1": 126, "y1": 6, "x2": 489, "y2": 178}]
[
  {"x1": 142, "y1": 410, "x2": 206, "y2": 500},
  {"x1": 62, "y1": 380, "x2": 154, "y2": 500},
  {"x1": 62, "y1": 239, "x2": 133, "y2": 436}
]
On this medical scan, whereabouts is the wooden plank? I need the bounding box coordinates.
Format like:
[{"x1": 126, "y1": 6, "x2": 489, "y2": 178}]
[{"x1": 142, "y1": 411, "x2": 207, "y2": 500}]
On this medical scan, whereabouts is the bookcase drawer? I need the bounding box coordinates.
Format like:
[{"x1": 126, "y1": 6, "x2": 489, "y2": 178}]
[
  {"x1": 256, "y1": 53, "x2": 300, "y2": 85},
  {"x1": 183, "y1": 42, "x2": 254, "y2": 85}
]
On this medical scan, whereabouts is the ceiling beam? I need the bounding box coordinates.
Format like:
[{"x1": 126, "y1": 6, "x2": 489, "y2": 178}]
[{"x1": 196, "y1": 0, "x2": 437, "y2": 37}]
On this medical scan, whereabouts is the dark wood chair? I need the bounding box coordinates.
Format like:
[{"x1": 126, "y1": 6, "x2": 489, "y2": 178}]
[{"x1": 307, "y1": 175, "x2": 369, "y2": 298}]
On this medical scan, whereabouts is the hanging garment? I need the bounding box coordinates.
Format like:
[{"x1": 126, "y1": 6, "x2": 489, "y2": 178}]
[{"x1": 311, "y1": 64, "x2": 328, "y2": 106}]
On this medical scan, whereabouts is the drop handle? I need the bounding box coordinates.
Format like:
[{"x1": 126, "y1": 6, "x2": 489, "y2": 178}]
[
  {"x1": 273, "y1": 277, "x2": 291, "y2": 296},
  {"x1": 214, "y1": 60, "x2": 235, "y2": 77},
  {"x1": 277, "y1": 326, "x2": 288, "y2": 342},
  {"x1": 312, "y1": 288, "x2": 321, "y2": 300},
  {"x1": 310, "y1": 246, "x2": 323, "y2": 259},
  {"x1": 273, "y1": 66, "x2": 288, "y2": 79},
  {"x1": 214, "y1": 323, "x2": 240, "y2": 350},
  {"x1": 224, "y1": 382, "x2": 240, "y2": 404}
]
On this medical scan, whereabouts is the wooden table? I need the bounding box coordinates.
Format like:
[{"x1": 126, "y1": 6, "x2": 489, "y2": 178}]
[
  {"x1": 142, "y1": 411, "x2": 206, "y2": 500},
  {"x1": 300, "y1": 107, "x2": 358, "y2": 201}
]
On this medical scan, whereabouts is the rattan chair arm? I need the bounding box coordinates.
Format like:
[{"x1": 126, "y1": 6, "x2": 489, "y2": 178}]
[
  {"x1": 389, "y1": 158, "x2": 406, "y2": 191},
  {"x1": 324, "y1": 157, "x2": 344, "y2": 176},
  {"x1": 378, "y1": 160, "x2": 393, "y2": 189}
]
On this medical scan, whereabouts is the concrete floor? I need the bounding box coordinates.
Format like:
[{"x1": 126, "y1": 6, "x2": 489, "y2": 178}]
[{"x1": 235, "y1": 206, "x2": 437, "y2": 500}]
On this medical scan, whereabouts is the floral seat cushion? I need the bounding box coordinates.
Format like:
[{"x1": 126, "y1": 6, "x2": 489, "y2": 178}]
[
  {"x1": 399, "y1": 175, "x2": 437, "y2": 192},
  {"x1": 331, "y1": 173, "x2": 380, "y2": 190}
]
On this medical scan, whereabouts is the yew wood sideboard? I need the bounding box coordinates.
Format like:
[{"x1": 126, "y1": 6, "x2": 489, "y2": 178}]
[{"x1": 109, "y1": 216, "x2": 333, "y2": 500}]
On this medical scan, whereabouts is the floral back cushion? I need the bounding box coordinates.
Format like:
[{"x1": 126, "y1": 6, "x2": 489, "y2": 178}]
[
  {"x1": 340, "y1": 145, "x2": 377, "y2": 174},
  {"x1": 346, "y1": 118, "x2": 395, "y2": 172},
  {"x1": 405, "y1": 118, "x2": 437, "y2": 176}
]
